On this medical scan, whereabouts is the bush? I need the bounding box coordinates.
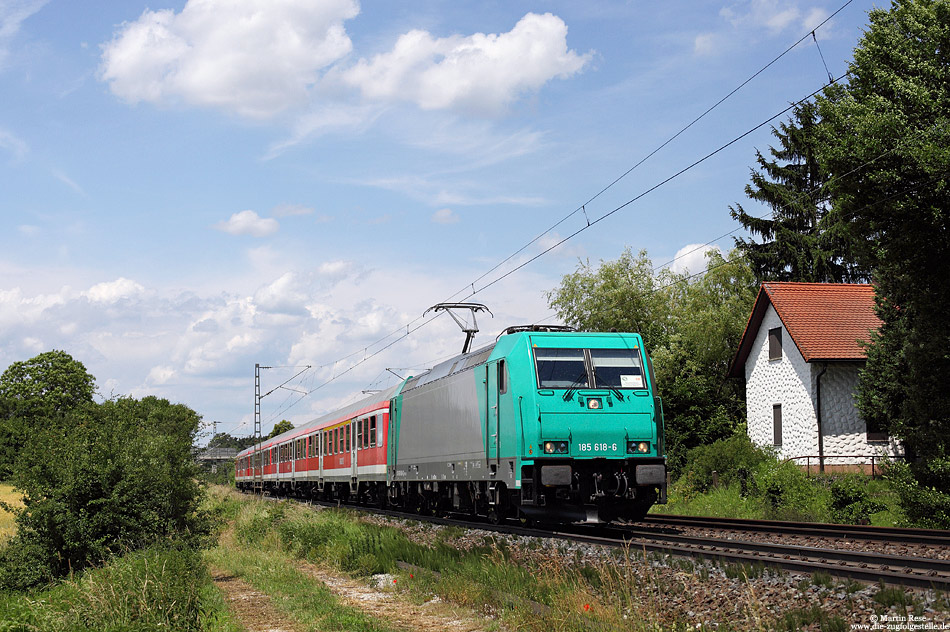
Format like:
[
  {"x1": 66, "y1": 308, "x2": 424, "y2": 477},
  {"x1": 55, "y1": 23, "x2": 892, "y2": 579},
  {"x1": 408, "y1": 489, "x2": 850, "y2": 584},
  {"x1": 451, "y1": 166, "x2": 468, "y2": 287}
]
[
  {"x1": 751, "y1": 458, "x2": 830, "y2": 521},
  {"x1": 883, "y1": 457, "x2": 950, "y2": 529},
  {"x1": 677, "y1": 434, "x2": 772, "y2": 493},
  {"x1": 829, "y1": 474, "x2": 886, "y2": 524},
  {"x1": 1, "y1": 396, "x2": 208, "y2": 588}
]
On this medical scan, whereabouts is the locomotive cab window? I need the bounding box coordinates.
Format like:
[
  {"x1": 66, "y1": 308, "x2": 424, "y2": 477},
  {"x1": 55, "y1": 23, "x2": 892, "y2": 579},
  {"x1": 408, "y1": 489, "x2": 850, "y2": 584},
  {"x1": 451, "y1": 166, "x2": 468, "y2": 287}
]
[
  {"x1": 535, "y1": 348, "x2": 588, "y2": 388},
  {"x1": 591, "y1": 348, "x2": 645, "y2": 389}
]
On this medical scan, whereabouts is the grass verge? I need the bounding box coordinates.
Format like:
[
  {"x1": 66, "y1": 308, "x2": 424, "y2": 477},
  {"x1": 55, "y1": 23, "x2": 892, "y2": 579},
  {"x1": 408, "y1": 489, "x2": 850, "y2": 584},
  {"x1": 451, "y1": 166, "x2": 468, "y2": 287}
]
[{"x1": 0, "y1": 542, "x2": 243, "y2": 632}]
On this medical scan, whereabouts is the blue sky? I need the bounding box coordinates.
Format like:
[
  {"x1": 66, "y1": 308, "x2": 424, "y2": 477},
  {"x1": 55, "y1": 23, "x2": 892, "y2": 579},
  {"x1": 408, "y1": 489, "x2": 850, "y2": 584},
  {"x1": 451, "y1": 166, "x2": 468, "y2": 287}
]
[{"x1": 1, "y1": 0, "x2": 875, "y2": 441}]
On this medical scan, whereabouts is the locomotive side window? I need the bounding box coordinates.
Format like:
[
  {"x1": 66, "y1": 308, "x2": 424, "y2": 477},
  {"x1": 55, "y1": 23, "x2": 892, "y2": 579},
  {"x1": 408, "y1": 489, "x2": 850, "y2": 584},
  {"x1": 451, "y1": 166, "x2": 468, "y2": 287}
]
[
  {"x1": 369, "y1": 416, "x2": 377, "y2": 447},
  {"x1": 535, "y1": 348, "x2": 588, "y2": 388},
  {"x1": 591, "y1": 348, "x2": 645, "y2": 389},
  {"x1": 498, "y1": 360, "x2": 507, "y2": 394}
]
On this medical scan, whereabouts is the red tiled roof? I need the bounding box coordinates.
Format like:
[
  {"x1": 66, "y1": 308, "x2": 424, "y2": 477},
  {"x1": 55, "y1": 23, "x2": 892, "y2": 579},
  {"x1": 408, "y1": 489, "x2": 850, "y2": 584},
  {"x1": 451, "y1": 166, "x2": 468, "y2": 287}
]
[{"x1": 728, "y1": 282, "x2": 881, "y2": 377}]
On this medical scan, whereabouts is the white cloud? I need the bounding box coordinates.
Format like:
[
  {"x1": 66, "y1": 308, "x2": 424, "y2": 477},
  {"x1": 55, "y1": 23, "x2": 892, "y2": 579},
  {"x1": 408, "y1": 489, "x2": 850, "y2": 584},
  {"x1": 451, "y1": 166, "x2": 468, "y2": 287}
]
[
  {"x1": 719, "y1": 1, "x2": 825, "y2": 34},
  {"x1": 254, "y1": 272, "x2": 310, "y2": 316},
  {"x1": 0, "y1": 0, "x2": 48, "y2": 68},
  {"x1": 84, "y1": 277, "x2": 145, "y2": 303},
  {"x1": 668, "y1": 243, "x2": 723, "y2": 276},
  {"x1": 0, "y1": 128, "x2": 28, "y2": 160},
  {"x1": 693, "y1": 32, "x2": 723, "y2": 57},
  {"x1": 431, "y1": 208, "x2": 458, "y2": 225},
  {"x1": 147, "y1": 364, "x2": 175, "y2": 385},
  {"x1": 697, "y1": 1, "x2": 831, "y2": 56},
  {"x1": 344, "y1": 12, "x2": 591, "y2": 115},
  {"x1": 98, "y1": 0, "x2": 359, "y2": 119},
  {"x1": 214, "y1": 210, "x2": 279, "y2": 237}
]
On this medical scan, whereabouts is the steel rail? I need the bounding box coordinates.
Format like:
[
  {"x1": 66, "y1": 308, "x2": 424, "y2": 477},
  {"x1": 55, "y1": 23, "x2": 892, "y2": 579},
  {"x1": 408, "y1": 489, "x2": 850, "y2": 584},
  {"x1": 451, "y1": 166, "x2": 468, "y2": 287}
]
[
  {"x1": 252, "y1": 492, "x2": 950, "y2": 591},
  {"x1": 645, "y1": 514, "x2": 950, "y2": 547}
]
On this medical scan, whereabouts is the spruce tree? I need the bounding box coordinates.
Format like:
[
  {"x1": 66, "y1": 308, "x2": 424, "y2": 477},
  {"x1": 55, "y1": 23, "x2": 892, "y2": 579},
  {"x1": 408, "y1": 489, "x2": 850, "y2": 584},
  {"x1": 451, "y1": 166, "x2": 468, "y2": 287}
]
[{"x1": 730, "y1": 101, "x2": 867, "y2": 284}]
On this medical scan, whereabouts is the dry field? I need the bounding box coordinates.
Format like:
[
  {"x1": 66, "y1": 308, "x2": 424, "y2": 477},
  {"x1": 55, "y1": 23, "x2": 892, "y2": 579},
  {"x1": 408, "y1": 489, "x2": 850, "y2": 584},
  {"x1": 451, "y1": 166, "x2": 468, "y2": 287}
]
[{"x1": 0, "y1": 484, "x2": 22, "y2": 539}]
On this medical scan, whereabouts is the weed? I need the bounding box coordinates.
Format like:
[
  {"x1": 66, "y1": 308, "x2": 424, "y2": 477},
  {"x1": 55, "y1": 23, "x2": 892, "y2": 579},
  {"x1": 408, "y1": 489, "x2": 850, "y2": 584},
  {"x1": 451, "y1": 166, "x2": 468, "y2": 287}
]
[
  {"x1": 873, "y1": 581, "x2": 913, "y2": 611},
  {"x1": 776, "y1": 604, "x2": 846, "y2": 632},
  {"x1": 811, "y1": 571, "x2": 834, "y2": 589}
]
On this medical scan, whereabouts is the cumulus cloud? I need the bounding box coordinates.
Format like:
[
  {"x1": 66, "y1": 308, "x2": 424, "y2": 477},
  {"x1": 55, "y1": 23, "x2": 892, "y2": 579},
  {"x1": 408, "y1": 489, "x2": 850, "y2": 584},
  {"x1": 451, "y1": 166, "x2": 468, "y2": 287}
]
[
  {"x1": 84, "y1": 277, "x2": 145, "y2": 303},
  {"x1": 668, "y1": 243, "x2": 722, "y2": 276},
  {"x1": 98, "y1": 0, "x2": 359, "y2": 118},
  {"x1": 214, "y1": 210, "x2": 279, "y2": 237},
  {"x1": 343, "y1": 12, "x2": 591, "y2": 115},
  {"x1": 431, "y1": 208, "x2": 458, "y2": 224}
]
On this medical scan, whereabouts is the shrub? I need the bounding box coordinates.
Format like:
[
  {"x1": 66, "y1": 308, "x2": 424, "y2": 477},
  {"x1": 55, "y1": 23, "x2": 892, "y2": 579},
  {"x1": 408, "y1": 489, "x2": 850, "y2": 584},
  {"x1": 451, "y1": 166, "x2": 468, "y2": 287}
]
[
  {"x1": 677, "y1": 434, "x2": 772, "y2": 493},
  {"x1": 829, "y1": 474, "x2": 886, "y2": 524},
  {"x1": 1, "y1": 396, "x2": 208, "y2": 588},
  {"x1": 751, "y1": 458, "x2": 830, "y2": 521},
  {"x1": 883, "y1": 457, "x2": 950, "y2": 529}
]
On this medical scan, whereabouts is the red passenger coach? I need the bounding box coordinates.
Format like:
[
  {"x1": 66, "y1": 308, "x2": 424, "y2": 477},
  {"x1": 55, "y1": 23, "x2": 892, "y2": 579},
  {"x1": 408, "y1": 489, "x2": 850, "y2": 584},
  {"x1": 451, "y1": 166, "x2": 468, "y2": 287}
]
[{"x1": 235, "y1": 384, "x2": 397, "y2": 505}]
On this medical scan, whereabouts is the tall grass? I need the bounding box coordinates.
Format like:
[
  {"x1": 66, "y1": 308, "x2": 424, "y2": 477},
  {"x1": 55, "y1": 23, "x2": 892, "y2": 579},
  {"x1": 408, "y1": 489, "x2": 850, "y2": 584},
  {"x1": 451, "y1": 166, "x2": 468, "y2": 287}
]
[
  {"x1": 0, "y1": 542, "x2": 242, "y2": 632},
  {"x1": 215, "y1": 490, "x2": 717, "y2": 631}
]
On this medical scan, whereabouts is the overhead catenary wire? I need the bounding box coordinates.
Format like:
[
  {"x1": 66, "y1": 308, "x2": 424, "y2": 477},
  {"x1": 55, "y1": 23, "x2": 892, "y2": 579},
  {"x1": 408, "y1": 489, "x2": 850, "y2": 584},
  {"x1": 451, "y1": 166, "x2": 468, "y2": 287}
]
[{"x1": 254, "y1": 1, "x2": 861, "y2": 416}]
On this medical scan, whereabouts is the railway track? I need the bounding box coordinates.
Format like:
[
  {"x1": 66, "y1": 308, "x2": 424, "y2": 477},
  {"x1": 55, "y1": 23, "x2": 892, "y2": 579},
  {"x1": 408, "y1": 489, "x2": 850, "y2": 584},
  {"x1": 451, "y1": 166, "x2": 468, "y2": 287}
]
[
  {"x1": 645, "y1": 513, "x2": 950, "y2": 547},
  {"x1": 255, "y1": 492, "x2": 950, "y2": 592}
]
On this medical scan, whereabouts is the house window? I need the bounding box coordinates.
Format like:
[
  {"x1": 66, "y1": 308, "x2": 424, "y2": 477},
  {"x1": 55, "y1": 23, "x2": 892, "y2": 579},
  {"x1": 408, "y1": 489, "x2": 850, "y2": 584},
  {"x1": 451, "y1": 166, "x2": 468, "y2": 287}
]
[
  {"x1": 773, "y1": 404, "x2": 782, "y2": 446},
  {"x1": 768, "y1": 327, "x2": 782, "y2": 360},
  {"x1": 866, "y1": 418, "x2": 888, "y2": 442}
]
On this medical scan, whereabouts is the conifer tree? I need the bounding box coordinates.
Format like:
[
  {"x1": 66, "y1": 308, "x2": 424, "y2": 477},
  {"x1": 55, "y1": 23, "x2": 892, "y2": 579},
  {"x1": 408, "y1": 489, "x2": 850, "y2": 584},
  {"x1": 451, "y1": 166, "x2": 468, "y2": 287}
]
[{"x1": 730, "y1": 101, "x2": 867, "y2": 284}]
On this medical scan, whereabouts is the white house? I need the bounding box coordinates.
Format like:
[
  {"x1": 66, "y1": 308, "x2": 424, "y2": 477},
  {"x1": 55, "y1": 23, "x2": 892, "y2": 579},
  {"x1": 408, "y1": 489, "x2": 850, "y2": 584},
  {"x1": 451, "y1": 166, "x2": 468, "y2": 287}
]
[{"x1": 728, "y1": 282, "x2": 902, "y2": 473}]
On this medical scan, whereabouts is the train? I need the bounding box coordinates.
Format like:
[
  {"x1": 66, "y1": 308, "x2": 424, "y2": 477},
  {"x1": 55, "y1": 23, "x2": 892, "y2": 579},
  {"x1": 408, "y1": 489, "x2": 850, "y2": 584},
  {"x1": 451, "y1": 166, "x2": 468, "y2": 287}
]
[{"x1": 235, "y1": 325, "x2": 667, "y2": 524}]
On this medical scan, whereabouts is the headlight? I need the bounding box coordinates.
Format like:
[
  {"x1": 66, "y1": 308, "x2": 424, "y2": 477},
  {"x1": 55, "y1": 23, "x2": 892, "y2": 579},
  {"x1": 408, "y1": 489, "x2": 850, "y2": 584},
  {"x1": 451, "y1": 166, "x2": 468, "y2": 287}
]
[
  {"x1": 543, "y1": 441, "x2": 569, "y2": 454},
  {"x1": 544, "y1": 441, "x2": 555, "y2": 454},
  {"x1": 587, "y1": 398, "x2": 602, "y2": 410},
  {"x1": 627, "y1": 441, "x2": 650, "y2": 454}
]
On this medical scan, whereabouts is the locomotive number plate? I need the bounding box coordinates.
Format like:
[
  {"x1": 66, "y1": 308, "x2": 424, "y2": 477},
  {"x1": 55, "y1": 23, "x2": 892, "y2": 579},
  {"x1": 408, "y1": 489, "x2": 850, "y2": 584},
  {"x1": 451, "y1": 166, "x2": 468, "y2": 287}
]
[{"x1": 578, "y1": 443, "x2": 618, "y2": 452}]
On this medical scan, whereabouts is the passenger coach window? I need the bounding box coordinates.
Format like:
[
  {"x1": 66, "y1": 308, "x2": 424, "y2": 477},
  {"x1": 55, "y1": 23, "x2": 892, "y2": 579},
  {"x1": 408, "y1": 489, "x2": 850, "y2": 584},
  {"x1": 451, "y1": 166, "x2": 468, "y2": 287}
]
[
  {"x1": 370, "y1": 416, "x2": 377, "y2": 447},
  {"x1": 535, "y1": 348, "x2": 588, "y2": 388},
  {"x1": 346, "y1": 424, "x2": 351, "y2": 451},
  {"x1": 591, "y1": 348, "x2": 645, "y2": 389}
]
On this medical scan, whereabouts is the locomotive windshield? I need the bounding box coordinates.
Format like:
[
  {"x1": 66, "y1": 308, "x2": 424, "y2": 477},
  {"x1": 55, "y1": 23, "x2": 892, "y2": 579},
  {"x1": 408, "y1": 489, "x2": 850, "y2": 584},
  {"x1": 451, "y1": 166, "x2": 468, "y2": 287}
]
[
  {"x1": 535, "y1": 347, "x2": 645, "y2": 389},
  {"x1": 535, "y1": 348, "x2": 588, "y2": 388},
  {"x1": 591, "y1": 348, "x2": 644, "y2": 389}
]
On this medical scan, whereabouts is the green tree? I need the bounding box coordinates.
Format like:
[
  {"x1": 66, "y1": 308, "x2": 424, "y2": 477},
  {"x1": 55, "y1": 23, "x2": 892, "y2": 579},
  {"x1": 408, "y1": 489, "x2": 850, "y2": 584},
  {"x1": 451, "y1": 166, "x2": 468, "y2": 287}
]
[
  {"x1": 547, "y1": 248, "x2": 757, "y2": 472},
  {"x1": 207, "y1": 432, "x2": 258, "y2": 451},
  {"x1": 730, "y1": 101, "x2": 867, "y2": 283},
  {"x1": 817, "y1": 0, "x2": 950, "y2": 526},
  {"x1": 0, "y1": 350, "x2": 97, "y2": 479},
  {"x1": 546, "y1": 248, "x2": 684, "y2": 351},
  {"x1": 266, "y1": 419, "x2": 294, "y2": 439},
  {"x1": 656, "y1": 250, "x2": 758, "y2": 471},
  {"x1": 0, "y1": 396, "x2": 207, "y2": 588}
]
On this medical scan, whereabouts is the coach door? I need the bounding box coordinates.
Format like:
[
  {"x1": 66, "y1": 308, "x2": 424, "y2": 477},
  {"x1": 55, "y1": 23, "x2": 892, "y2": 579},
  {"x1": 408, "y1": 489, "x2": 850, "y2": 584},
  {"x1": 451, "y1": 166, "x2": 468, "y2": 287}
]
[
  {"x1": 486, "y1": 361, "x2": 501, "y2": 467},
  {"x1": 350, "y1": 420, "x2": 358, "y2": 482}
]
